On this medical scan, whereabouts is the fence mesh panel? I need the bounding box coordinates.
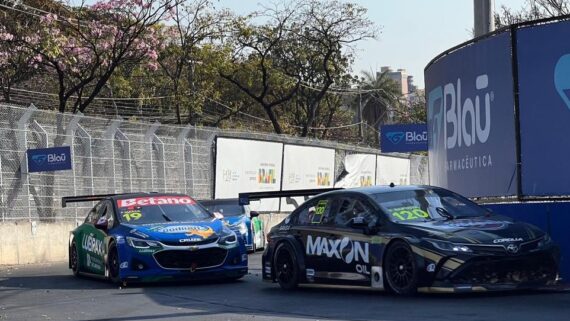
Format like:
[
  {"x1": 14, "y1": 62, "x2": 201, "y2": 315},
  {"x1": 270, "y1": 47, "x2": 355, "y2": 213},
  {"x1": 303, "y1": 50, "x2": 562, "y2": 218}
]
[{"x1": 0, "y1": 103, "x2": 428, "y2": 222}]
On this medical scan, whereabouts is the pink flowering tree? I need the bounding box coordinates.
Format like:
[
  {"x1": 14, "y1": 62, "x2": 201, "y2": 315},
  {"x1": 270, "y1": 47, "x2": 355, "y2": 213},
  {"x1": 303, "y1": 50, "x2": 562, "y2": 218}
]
[
  {"x1": 27, "y1": 0, "x2": 175, "y2": 114},
  {"x1": 0, "y1": 24, "x2": 42, "y2": 103}
]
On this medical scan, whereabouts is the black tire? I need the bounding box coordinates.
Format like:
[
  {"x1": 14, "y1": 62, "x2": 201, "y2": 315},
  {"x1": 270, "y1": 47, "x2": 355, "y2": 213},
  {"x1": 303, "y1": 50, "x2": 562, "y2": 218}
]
[
  {"x1": 70, "y1": 241, "x2": 80, "y2": 276},
  {"x1": 107, "y1": 244, "x2": 121, "y2": 284},
  {"x1": 384, "y1": 240, "x2": 419, "y2": 295},
  {"x1": 273, "y1": 242, "x2": 299, "y2": 290}
]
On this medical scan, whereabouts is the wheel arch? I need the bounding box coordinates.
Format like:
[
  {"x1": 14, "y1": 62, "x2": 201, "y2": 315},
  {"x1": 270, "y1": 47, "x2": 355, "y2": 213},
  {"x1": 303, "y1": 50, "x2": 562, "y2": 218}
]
[{"x1": 273, "y1": 236, "x2": 307, "y2": 281}]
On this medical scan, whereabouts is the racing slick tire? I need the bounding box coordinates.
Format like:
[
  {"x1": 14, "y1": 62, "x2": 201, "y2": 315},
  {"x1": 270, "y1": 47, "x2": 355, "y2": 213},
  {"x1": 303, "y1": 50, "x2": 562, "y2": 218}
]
[
  {"x1": 107, "y1": 243, "x2": 121, "y2": 284},
  {"x1": 70, "y1": 240, "x2": 80, "y2": 277},
  {"x1": 384, "y1": 240, "x2": 419, "y2": 295},
  {"x1": 273, "y1": 242, "x2": 299, "y2": 290}
]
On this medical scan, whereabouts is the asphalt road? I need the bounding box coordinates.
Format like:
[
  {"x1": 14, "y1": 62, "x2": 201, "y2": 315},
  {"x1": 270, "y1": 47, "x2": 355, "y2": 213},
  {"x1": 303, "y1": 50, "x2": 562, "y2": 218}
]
[{"x1": 1, "y1": 253, "x2": 569, "y2": 321}]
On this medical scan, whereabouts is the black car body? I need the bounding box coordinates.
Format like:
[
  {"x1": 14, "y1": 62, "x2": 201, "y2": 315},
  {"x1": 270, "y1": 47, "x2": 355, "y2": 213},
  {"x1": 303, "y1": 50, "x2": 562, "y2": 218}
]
[{"x1": 259, "y1": 185, "x2": 560, "y2": 294}]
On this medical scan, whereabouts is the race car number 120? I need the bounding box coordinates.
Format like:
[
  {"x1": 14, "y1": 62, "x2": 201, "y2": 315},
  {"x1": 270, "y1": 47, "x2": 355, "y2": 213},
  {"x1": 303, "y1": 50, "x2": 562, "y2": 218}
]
[{"x1": 390, "y1": 207, "x2": 429, "y2": 221}]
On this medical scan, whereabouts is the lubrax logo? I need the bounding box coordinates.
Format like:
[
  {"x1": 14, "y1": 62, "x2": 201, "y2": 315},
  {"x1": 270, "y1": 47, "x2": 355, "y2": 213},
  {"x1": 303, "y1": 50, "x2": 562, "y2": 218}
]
[{"x1": 306, "y1": 235, "x2": 369, "y2": 264}]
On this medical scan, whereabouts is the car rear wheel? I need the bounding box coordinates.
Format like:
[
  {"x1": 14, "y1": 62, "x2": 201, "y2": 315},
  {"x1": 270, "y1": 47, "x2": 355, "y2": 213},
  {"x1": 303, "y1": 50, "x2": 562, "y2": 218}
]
[
  {"x1": 70, "y1": 241, "x2": 80, "y2": 276},
  {"x1": 385, "y1": 240, "x2": 419, "y2": 295},
  {"x1": 274, "y1": 243, "x2": 299, "y2": 290},
  {"x1": 108, "y1": 244, "x2": 121, "y2": 284}
]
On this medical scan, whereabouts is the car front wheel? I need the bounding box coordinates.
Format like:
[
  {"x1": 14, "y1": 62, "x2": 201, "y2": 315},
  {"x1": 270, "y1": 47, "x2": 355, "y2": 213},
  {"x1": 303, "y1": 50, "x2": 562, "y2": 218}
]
[
  {"x1": 274, "y1": 243, "x2": 299, "y2": 290},
  {"x1": 107, "y1": 244, "x2": 121, "y2": 284},
  {"x1": 384, "y1": 240, "x2": 419, "y2": 295}
]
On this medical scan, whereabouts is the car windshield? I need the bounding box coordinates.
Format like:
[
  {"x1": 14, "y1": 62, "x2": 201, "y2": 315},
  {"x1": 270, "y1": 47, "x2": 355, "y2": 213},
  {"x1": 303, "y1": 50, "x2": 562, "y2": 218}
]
[
  {"x1": 116, "y1": 196, "x2": 212, "y2": 224},
  {"x1": 371, "y1": 189, "x2": 489, "y2": 223},
  {"x1": 200, "y1": 202, "x2": 245, "y2": 217}
]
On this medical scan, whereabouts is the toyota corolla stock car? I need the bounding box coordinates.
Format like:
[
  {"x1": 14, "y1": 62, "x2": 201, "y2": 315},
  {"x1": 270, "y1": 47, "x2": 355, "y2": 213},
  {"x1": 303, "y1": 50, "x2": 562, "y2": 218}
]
[
  {"x1": 253, "y1": 185, "x2": 560, "y2": 294},
  {"x1": 63, "y1": 193, "x2": 248, "y2": 284}
]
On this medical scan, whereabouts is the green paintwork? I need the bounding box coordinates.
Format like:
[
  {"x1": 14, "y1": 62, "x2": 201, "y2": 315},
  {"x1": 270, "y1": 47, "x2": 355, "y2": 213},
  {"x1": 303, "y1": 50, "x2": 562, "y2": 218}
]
[{"x1": 73, "y1": 224, "x2": 108, "y2": 275}]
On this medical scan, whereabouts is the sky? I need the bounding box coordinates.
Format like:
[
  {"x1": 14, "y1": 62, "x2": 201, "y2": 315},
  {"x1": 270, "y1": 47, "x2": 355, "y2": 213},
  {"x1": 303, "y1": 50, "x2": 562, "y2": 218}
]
[{"x1": 215, "y1": 0, "x2": 527, "y2": 88}]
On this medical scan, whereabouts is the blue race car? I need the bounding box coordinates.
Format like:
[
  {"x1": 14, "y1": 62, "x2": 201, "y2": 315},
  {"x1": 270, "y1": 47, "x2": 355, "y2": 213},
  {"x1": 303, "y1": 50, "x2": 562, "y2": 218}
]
[
  {"x1": 63, "y1": 193, "x2": 248, "y2": 285},
  {"x1": 199, "y1": 199, "x2": 265, "y2": 253}
]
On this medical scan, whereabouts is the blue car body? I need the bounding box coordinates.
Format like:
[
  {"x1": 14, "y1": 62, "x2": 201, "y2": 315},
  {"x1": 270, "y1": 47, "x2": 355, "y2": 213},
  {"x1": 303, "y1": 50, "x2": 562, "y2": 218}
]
[
  {"x1": 223, "y1": 215, "x2": 254, "y2": 250},
  {"x1": 67, "y1": 193, "x2": 248, "y2": 284}
]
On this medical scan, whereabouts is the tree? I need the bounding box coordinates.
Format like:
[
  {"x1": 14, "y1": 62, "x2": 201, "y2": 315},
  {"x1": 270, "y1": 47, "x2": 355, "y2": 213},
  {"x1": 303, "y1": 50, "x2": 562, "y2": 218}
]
[
  {"x1": 0, "y1": 24, "x2": 41, "y2": 102},
  {"x1": 221, "y1": 0, "x2": 377, "y2": 136},
  {"x1": 357, "y1": 70, "x2": 401, "y2": 127},
  {"x1": 158, "y1": 0, "x2": 231, "y2": 124},
  {"x1": 23, "y1": 0, "x2": 174, "y2": 114},
  {"x1": 495, "y1": 0, "x2": 569, "y2": 27}
]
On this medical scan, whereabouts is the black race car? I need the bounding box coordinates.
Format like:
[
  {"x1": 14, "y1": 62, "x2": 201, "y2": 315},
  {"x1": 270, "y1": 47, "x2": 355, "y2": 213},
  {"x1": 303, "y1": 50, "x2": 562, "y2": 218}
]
[{"x1": 244, "y1": 185, "x2": 560, "y2": 294}]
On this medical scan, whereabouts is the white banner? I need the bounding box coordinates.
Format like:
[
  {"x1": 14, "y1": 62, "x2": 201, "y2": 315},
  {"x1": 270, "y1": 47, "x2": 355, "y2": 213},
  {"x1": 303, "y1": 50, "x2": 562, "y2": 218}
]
[
  {"x1": 334, "y1": 154, "x2": 376, "y2": 188},
  {"x1": 280, "y1": 145, "x2": 335, "y2": 211},
  {"x1": 215, "y1": 138, "x2": 283, "y2": 211},
  {"x1": 376, "y1": 155, "x2": 410, "y2": 186}
]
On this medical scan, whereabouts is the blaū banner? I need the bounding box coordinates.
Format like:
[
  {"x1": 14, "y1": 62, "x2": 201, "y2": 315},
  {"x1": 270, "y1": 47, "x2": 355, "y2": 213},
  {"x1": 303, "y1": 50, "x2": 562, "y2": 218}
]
[
  {"x1": 27, "y1": 146, "x2": 72, "y2": 172},
  {"x1": 516, "y1": 20, "x2": 570, "y2": 196},
  {"x1": 425, "y1": 31, "x2": 517, "y2": 198},
  {"x1": 380, "y1": 124, "x2": 427, "y2": 153}
]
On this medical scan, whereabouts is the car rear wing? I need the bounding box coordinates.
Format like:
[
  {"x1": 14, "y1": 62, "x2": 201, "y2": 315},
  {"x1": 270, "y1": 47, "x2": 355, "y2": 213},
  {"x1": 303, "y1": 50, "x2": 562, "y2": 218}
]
[
  {"x1": 238, "y1": 188, "x2": 342, "y2": 205},
  {"x1": 62, "y1": 193, "x2": 120, "y2": 208}
]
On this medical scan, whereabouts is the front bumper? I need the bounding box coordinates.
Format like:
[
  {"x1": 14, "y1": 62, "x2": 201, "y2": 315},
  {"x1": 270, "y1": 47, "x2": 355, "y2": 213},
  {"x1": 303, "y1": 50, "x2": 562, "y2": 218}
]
[
  {"x1": 116, "y1": 241, "x2": 248, "y2": 282},
  {"x1": 420, "y1": 246, "x2": 560, "y2": 292}
]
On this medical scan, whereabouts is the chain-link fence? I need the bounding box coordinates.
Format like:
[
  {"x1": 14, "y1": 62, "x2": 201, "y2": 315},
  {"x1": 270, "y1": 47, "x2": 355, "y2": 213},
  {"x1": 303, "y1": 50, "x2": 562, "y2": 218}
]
[{"x1": 0, "y1": 103, "x2": 428, "y2": 222}]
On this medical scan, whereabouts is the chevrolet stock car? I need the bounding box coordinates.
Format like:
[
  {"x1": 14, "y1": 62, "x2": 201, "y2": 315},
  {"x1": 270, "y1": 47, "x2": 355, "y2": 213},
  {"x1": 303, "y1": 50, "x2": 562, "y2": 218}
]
[
  {"x1": 199, "y1": 198, "x2": 265, "y2": 252},
  {"x1": 63, "y1": 193, "x2": 248, "y2": 284},
  {"x1": 242, "y1": 186, "x2": 561, "y2": 295}
]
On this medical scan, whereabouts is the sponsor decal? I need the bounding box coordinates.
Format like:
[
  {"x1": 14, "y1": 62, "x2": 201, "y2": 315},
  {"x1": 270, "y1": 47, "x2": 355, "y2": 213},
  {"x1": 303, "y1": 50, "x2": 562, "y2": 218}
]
[
  {"x1": 122, "y1": 210, "x2": 143, "y2": 222},
  {"x1": 493, "y1": 237, "x2": 523, "y2": 244},
  {"x1": 442, "y1": 220, "x2": 507, "y2": 231},
  {"x1": 257, "y1": 167, "x2": 277, "y2": 184},
  {"x1": 82, "y1": 233, "x2": 104, "y2": 256},
  {"x1": 306, "y1": 235, "x2": 369, "y2": 265},
  {"x1": 381, "y1": 124, "x2": 428, "y2": 152},
  {"x1": 130, "y1": 229, "x2": 149, "y2": 239},
  {"x1": 427, "y1": 263, "x2": 436, "y2": 272},
  {"x1": 316, "y1": 170, "x2": 331, "y2": 186},
  {"x1": 120, "y1": 262, "x2": 129, "y2": 269},
  {"x1": 179, "y1": 238, "x2": 202, "y2": 243},
  {"x1": 359, "y1": 175, "x2": 373, "y2": 187},
  {"x1": 27, "y1": 146, "x2": 73, "y2": 172},
  {"x1": 149, "y1": 224, "x2": 204, "y2": 234},
  {"x1": 186, "y1": 226, "x2": 215, "y2": 239},
  {"x1": 117, "y1": 196, "x2": 196, "y2": 208},
  {"x1": 554, "y1": 54, "x2": 570, "y2": 111}
]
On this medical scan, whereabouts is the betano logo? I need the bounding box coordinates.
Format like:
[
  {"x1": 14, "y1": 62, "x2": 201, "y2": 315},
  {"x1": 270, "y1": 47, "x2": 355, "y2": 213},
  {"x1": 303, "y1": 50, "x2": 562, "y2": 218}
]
[{"x1": 429, "y1": 74, "x2": 492, "y2": 150}]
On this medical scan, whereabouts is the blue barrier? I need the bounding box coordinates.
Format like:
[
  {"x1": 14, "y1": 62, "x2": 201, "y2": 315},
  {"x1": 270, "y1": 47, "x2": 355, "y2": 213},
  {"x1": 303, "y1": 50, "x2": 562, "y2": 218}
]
[{"x1": 484, "y1": 202, "x2": 570, "y2": 281}]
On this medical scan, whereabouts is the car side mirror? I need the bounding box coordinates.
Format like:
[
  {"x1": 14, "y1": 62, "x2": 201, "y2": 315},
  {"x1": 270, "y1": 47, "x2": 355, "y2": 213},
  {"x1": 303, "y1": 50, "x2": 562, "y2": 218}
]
[
  {"x1": 213, "y1": 212, "x2": 224, "y2": 220},
  {"x1": 250, "y1": 211, "x2": 260, "y2": 218},
  {"x1": 95, "y1": 217, "x2": 108, "y2": 230}
]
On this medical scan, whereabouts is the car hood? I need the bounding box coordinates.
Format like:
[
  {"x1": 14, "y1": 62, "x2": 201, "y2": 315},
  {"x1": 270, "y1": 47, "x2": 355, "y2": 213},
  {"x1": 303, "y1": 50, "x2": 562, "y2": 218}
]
[
  {"x1": 123, "y1": 219, "x2": 224, "y2": 243},
  {"x1": 401, "y1": 215, "x2": 545, "y2": 245}
]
